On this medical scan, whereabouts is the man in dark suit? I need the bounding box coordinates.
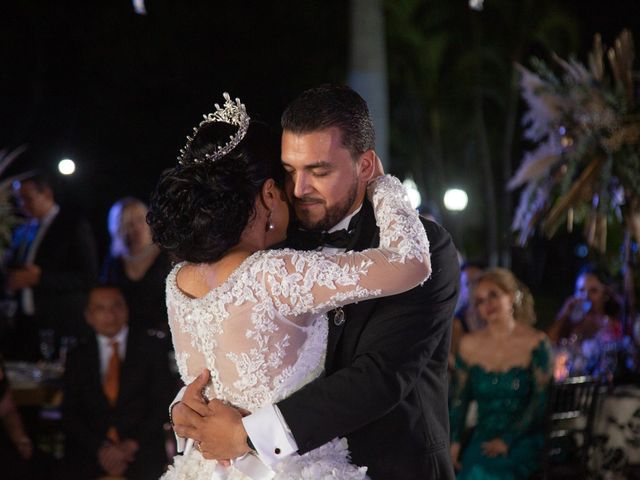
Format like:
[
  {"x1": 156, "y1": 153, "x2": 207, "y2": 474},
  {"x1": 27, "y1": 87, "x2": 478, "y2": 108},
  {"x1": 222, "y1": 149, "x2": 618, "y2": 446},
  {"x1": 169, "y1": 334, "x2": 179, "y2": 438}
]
[
  {"x1": 61, "y1": 284, "x2": 173, "y2": 479},
  {"x1": 4, "y1": 173, "x2": 98, "y2": 359},
  {"x1": 172, "y1": 85, "x2": 459, "y2": 479}
]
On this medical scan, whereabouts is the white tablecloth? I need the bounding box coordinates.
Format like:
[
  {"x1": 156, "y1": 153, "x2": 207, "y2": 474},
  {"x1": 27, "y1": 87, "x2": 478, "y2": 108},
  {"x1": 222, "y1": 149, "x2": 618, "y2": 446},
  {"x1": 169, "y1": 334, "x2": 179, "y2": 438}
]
[{"x1": 591, "y1": 385, "x2": 640, "y2": 477}]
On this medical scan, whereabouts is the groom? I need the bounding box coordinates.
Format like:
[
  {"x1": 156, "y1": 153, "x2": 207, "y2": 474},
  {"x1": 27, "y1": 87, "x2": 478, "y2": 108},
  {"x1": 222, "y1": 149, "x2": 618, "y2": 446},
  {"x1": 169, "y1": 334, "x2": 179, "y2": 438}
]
[{"x1": 172, "y1": 84, "x2": 459, "y2": 479}]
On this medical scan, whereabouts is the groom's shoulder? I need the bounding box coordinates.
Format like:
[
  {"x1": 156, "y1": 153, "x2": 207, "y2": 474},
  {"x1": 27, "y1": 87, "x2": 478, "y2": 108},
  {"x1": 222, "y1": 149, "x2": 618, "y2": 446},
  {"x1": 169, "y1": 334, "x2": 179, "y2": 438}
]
[
  {"x1": 385, "y1": 218, "x2": 459, "y2": 304},
  {"x1": 420, "y1": 217, "x2": 456, "y2": 257}
]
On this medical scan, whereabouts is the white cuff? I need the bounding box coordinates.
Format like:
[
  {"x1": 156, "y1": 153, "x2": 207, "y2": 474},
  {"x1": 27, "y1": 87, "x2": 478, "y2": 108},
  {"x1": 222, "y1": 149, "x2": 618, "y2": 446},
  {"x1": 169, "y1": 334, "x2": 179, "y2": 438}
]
[
  {"x1": 233, "y1": 453, "x2": 275, "y2": 480},
  {"x1": 242, "y1": 404, "x2": 298, "y2": 466},
  {"x1": 170, "y1": 386, "x2": 186, "y2": 452}
]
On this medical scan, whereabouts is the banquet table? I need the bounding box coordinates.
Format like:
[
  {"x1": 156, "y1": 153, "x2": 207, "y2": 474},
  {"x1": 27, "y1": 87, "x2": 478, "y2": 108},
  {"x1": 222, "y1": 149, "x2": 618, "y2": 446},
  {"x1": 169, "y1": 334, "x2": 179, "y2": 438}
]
[{"x1": 5, "y1": 361, "x2": 64, "y2": 407}]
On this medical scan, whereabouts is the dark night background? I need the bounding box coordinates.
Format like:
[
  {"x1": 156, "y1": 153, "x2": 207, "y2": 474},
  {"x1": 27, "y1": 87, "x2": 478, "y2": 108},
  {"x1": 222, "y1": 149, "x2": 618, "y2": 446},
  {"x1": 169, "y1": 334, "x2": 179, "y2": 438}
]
[{"x1": 2, "y1": 0, "x2": 639, "y2": 322}]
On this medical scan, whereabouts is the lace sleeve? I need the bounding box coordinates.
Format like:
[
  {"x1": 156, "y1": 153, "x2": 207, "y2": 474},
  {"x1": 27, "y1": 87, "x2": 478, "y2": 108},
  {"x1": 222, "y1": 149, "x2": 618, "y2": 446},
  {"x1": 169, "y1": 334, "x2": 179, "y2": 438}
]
[
  {"x1": 450, "y1": 354, "x2": 472, "y2": 444},
  {"x1": 501, "y1": 338, "x2": 553, "y2": 446},
  {"x1": 165, "y1": 292, "x2": 209, "y2": 386},
  {"x1": 260, "y1": 174, "x2": 431, "y2": 320}
]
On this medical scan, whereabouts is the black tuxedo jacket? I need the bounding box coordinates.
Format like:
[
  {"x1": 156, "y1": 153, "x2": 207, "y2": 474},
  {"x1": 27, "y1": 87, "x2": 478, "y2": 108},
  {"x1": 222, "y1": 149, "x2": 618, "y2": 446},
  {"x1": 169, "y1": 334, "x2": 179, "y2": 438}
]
[
  {"x1": 11, "y1": 209, "x2": 98, "y2": 334},
  {"x1": 62, "y1": 327, "x2": 173, "y2": 479},
  {"x1": 279, "y1": 199, "x2": 459, "y2": 479}
]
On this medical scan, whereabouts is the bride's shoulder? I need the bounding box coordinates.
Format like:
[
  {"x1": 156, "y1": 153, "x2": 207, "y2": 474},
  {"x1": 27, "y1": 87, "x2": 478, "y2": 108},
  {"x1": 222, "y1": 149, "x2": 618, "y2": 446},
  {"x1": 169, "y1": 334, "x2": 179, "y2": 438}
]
[{"x1": 166, "y1": 261, "x2": 187, "y2": 285}]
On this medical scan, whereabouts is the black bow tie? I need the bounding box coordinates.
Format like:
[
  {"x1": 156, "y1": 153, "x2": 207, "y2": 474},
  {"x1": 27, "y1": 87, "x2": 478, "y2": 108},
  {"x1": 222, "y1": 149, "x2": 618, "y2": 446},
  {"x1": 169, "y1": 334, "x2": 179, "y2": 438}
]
[
  {"x1": 296, "y1": 229, "x2": 353, "y2": 249},
  {"x1": 292, "y1": 210, "x2": 363, "y2": 250}
]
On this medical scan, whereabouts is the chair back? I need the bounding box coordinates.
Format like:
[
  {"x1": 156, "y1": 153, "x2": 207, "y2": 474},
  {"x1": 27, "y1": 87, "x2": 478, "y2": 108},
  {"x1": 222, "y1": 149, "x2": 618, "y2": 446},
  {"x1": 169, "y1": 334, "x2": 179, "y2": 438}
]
[{"x1": 541, "y1": 376, "x2": 600, "y2": 478}]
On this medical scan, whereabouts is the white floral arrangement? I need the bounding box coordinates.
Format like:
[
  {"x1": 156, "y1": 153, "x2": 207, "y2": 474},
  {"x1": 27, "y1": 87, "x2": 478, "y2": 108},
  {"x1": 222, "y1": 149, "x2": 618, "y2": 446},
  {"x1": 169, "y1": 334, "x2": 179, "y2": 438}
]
[{"x1": 509, "y1": 30, "x2": 640, "y2": 253}]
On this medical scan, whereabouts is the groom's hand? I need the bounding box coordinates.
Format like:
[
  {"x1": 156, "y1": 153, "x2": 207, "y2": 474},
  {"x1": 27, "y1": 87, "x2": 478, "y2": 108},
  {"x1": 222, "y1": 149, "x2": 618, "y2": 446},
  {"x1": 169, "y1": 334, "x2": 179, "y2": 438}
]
[
  {"x1": 175, "y1": 369, "x2": 213, "y2": 422},
  {"x1": 198, "y1": 399, "x2": 251, "y2": 460},
  {"x1": 171, "y1": 370, "x2": 213, "y2": 447},
  {"x1": 175, "y1": 398, "x2": 251, "y2": 460},
  {"x1": 172, "y1": 369, "x2": 251, "y2": 461}
]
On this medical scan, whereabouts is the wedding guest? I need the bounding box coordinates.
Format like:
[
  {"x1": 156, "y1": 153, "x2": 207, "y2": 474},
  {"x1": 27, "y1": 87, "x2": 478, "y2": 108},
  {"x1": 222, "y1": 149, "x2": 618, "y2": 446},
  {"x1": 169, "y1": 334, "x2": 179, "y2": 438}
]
[
  {"x1": 450, "y1": 268, "x2": 552, "y2": 479},
  {"x1": 61, "y1": 284, "x2": 172, "y2": 479},
  {"x1": 101, "y1": 197, "x2": 171, "y2": 335},
  {"x1": 3, "y1": 172, "x2": 98, "y2": 359},
  {"x1": 548, "y1": 266, "x2": 623, "y2": 345},
  {"x1": 450, "y1": 261, "x2": 486, "y2": 368}
]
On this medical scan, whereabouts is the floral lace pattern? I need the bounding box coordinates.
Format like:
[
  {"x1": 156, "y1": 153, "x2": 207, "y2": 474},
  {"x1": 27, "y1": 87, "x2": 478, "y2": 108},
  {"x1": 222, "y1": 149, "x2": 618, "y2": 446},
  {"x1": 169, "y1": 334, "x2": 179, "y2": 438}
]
[{"x1": 164, "y1": 174, "x2": 430, "y2": 478}]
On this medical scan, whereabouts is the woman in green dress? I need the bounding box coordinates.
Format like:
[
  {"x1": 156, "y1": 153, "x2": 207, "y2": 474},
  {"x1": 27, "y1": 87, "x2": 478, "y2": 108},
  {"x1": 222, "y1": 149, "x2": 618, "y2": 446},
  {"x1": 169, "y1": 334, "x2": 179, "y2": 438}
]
[{"x1": 450, "y1": 268, "x2": 553, "y2": 480}]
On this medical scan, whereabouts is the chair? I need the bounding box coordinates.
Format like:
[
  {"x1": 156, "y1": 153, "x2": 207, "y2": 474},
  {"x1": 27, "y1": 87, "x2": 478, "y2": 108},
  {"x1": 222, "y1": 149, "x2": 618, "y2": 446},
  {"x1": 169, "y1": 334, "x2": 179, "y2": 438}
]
[{"x1": 540, "y1": 375, "x2": 600, "y2": 479}]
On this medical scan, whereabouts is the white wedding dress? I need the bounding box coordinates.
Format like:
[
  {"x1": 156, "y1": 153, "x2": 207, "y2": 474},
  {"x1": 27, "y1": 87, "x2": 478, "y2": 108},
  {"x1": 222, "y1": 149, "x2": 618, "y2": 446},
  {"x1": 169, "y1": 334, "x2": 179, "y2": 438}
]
[{"x1": 161, "y1": 175, "x2": 430, "y2": 480}]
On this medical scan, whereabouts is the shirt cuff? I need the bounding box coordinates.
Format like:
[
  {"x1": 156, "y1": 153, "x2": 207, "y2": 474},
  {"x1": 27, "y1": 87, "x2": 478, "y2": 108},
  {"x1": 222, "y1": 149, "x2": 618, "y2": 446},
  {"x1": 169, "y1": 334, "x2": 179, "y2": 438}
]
[
  {"x1": 242, "y1": 404, "x2": 298, "y2": 466},
  {"x1": 170, "y1": 386, "x2": 186, "y2": 452}
]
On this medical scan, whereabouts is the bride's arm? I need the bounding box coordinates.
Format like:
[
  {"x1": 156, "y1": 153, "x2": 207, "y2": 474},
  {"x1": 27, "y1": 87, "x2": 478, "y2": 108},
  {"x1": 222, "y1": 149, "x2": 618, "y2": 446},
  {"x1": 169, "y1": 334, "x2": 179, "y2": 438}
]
[{"x1": 261, "y1": 174, "x2": 431, "y2": 320}]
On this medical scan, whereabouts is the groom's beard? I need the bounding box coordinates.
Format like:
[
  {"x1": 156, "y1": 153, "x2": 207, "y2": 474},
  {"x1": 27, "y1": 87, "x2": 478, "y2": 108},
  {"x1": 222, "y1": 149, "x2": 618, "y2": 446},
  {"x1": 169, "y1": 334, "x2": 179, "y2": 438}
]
[{"x1": 292, "y1": 181, "x2": 358, "y2": 232}]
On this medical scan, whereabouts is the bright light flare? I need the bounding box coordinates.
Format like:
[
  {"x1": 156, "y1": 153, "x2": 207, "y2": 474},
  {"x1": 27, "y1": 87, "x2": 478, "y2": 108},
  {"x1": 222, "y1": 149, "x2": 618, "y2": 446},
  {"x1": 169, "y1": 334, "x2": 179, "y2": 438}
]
[
  {"x1": 402, "y1": 178, "x2": 422, "y2": 210},
  {"x1": 58, "y1": 159, "x2": 76, "y2": 175},
  {"x1": 443, "y1": 188, "x2": 468, "y2": 211}
]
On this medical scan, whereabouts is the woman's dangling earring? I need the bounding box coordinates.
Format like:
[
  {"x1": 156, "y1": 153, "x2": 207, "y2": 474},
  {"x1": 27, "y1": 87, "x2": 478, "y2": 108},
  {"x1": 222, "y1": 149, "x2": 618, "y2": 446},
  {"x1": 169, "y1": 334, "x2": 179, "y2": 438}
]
[{"x1": 266, "y1": 211, "x2": 275, "y2": 232}]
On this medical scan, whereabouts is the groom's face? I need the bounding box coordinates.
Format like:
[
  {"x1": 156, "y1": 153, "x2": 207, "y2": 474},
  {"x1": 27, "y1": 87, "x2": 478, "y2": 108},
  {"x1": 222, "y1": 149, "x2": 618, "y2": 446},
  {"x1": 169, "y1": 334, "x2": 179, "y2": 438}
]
[{"x1": 282, "y1": 127, "x2": 365, "y2": 231}]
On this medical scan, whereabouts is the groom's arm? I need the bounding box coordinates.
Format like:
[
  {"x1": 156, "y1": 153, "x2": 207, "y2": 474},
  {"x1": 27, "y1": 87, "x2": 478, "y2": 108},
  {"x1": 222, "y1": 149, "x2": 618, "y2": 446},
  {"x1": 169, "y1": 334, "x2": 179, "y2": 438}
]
[{"x1": 277, "y1": 220, "x2": 458, "y2": 453}]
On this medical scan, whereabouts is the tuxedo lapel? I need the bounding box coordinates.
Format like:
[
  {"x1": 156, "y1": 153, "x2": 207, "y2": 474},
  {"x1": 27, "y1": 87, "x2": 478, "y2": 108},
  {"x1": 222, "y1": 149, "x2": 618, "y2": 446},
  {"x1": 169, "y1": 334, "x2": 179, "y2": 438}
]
[
  {"x1": 325, "y1": 198, "x2": 380, "y2": 369},
  {"x1": 345, "y1": 197, "x2": 379, "y2": 252}
]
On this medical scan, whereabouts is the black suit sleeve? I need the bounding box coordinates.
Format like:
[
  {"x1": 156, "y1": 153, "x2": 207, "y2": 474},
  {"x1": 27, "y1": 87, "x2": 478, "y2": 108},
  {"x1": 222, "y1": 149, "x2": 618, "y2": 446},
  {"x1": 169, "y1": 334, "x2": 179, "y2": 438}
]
[
  {"x1": 278, "y1": 221, "x2": 460, "y2": 453},
  {"x1": 129, "y1": 338, "x2": 173, "y2": 447},
  {"x1": 38, "y1": 217, "x2": 98, "y2": 292},
  {"x1": 62, "y1": 348, "x2": 104, "y2": 458}
]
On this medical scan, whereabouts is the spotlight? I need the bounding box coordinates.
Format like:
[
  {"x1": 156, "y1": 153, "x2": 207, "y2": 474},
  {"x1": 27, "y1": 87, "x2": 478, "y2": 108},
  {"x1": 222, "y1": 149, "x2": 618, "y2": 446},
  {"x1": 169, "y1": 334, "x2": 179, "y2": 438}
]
[
  {"x1": 443, "y1": 188, "x2": 468, "y2": 212},
  {"x1": 402, "y1": 178, "x2": 422, "y2": 210},
  {"x1": 58, "y1": 159, "x2": 76, "y2": 175}
]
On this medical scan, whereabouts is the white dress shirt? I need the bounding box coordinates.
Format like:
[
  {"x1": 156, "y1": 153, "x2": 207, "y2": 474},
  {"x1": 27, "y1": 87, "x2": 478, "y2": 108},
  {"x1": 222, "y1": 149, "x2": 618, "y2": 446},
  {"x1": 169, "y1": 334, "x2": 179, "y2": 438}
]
[{"x1": 96, "y1": 326, "x2": 128, "y2": 380}]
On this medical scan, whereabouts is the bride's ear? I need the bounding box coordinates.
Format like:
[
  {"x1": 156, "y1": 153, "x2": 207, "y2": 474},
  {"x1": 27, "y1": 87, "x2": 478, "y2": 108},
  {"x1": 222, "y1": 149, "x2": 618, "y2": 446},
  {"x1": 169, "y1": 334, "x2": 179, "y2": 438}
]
[{"x1": 259, "y1": 179, "x2": 277, "y2": 211}]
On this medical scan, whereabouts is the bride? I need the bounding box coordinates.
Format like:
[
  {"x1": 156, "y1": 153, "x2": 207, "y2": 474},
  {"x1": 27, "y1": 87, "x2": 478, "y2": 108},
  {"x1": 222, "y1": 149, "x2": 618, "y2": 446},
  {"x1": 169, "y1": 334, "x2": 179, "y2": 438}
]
[{"x1": 147, "y1": 94, "x2": 431, "y2": 479}]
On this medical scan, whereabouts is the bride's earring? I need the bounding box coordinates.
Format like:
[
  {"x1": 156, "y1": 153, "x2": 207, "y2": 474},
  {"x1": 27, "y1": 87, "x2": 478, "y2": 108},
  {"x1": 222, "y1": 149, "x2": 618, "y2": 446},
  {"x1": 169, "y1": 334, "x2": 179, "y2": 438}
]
[{"x1": 266, "y1": 211, "x2": 275, "y2": 232}]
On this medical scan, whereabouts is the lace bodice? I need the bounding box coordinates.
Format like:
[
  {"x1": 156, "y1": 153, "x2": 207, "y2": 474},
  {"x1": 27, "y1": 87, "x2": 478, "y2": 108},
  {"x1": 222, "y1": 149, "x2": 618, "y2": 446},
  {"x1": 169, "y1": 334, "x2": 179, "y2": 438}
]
[{"x1": 166, "y1": 175, "x2": 430, "y2": 412}]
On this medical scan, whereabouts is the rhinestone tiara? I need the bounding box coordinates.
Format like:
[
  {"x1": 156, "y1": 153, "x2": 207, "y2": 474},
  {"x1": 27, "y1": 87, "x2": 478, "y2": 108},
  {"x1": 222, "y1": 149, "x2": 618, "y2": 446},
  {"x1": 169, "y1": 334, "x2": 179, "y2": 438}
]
[{"x1": 177, "y1": 92, "x2": 251, "y2": 165}]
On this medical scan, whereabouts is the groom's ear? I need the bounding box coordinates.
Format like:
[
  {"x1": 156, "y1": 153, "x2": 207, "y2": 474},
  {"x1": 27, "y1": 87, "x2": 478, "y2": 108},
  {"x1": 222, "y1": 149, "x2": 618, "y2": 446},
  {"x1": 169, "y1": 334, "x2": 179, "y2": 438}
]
[{"x1": 356, "y1": 150, "x2": 376, "y2": 183}]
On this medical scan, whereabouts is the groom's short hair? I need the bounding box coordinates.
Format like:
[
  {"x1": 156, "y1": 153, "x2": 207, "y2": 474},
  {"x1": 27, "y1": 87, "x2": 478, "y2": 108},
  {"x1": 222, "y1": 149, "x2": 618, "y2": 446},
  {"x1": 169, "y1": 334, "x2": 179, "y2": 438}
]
[{"x1": 281, "y1": 84, "x2": 375, "y2": 159}]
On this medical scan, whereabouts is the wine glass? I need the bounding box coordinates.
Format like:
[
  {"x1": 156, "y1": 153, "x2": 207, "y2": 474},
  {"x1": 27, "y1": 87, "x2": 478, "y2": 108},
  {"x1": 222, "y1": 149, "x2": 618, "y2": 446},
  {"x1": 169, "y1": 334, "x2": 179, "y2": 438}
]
[{"x1": 38, "y1": 329, "x2": 56, "y2": 363}]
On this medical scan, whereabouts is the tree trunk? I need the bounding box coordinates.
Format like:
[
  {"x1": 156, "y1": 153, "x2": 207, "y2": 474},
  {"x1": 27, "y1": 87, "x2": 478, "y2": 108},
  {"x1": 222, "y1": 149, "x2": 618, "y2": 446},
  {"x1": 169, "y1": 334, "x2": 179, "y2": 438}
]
[
  {"x1": 348, "y1": 0, "x2": 390, "y2": 168},
  {"x1": 499, "y1": 65, "x2": 520, "y2": 267}
]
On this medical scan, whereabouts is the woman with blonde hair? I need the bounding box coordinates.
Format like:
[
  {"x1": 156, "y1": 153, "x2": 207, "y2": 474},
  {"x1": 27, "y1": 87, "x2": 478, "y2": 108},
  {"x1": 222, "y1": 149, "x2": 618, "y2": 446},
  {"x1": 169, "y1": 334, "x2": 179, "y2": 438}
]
[
  {"x1": 101, "y1": 197, "x2": 171, "y2": 333},
  {"x1": 450, "y1": 268, "x2": 552, "y2": 479}
]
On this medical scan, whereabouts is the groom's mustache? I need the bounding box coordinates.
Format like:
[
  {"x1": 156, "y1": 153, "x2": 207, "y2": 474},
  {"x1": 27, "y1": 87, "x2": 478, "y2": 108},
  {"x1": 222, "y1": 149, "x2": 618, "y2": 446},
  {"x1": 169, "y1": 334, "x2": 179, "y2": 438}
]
[{"x1": 292, "y1": 196, "x2": 324, "y2": 206}]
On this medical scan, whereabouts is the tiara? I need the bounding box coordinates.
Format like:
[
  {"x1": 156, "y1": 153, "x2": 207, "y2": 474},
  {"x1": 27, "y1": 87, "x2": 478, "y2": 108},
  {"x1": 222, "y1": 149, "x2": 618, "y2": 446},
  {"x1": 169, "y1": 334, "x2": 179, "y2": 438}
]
[{"x1": 177, "y1": 92, "x2": 251, "y2": 165}]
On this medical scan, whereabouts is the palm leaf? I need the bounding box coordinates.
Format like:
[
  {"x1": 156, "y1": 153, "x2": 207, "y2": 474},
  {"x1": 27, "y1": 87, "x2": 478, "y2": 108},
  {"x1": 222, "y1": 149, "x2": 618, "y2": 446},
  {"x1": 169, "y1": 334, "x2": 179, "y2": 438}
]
[
  {"x1": 542, "y1": 155, "x2": 606, "y2": 237},
  {"x1": 507, "y1": 148, "x2": 560, "y2": 190},
  {"x1": 0, "y1": 145, "x2": 27, "y2": 178}
]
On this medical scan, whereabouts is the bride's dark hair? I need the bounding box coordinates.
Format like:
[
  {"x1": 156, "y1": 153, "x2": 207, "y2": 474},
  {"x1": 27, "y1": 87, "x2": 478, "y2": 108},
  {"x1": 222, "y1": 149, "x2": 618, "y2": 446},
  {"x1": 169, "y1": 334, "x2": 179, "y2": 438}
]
[{"x1": 147, "y1": 121, "x2": 283, "y2": 263}]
